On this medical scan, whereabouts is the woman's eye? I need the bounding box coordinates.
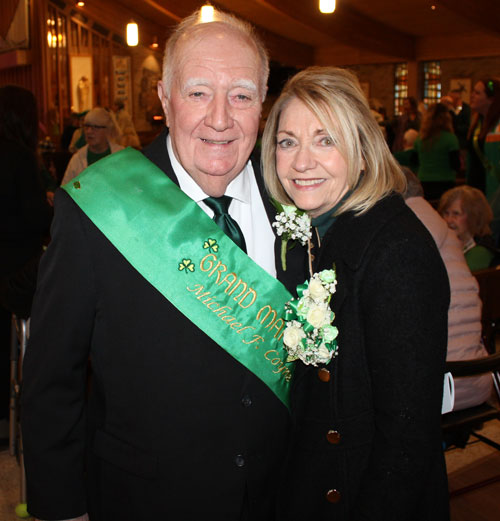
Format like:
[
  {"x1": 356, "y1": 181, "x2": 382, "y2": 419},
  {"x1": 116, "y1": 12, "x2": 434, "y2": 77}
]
[
  {"x1": 278, "y1": 138, "x2": 295, "y2": 149},
  {"x1": 320, "y1": 136, "x2": 335, "y2": 146}
]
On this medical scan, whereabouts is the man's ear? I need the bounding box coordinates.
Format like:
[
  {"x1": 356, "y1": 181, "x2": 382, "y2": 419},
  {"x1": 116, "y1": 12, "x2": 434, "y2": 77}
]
[{"x1": 157, "y1": 81, "x2": 170, "y2": 127}]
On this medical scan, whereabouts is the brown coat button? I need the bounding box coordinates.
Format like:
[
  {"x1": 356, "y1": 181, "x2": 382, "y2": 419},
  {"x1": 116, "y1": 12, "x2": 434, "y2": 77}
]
[
  {"x1": 318, "y1": 368, "x2": 330, "y2": 382},
  {"x1": 326, "y1": 430, "x2": 341, "y2": 444},
  {"x1": 326, "y1": 489, "x2": 341, "y2": 503}
]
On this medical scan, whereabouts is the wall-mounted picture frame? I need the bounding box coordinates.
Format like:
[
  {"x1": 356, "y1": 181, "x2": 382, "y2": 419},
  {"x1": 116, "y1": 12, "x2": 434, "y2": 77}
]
[
  {"x1": 70, "y1": 55, "x2": 93, "y2": 113},
  {"x1": 0, "y1": 0, "x2": 30, "y2": 53},
  {"x1": 113, "y1": 55, "x2": 132, "y2": 114},
  {"x1": 449, "y1": 78, "x2": 471, "y2": 104}
]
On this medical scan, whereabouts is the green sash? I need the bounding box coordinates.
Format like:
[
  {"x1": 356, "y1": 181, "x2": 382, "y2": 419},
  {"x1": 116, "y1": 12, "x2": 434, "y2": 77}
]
[{"x1": 62, "y1": 148, "x2": 294, "y2": 409}]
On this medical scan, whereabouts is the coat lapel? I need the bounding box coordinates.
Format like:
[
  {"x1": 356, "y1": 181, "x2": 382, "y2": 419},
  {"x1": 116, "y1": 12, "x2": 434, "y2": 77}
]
[{"x1": 142, "y1": 127, "x2": 179, "y2": 186}]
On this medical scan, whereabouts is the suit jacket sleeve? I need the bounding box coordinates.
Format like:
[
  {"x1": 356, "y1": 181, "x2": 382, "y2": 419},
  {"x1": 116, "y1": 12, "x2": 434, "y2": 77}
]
[
  {"x1": 352, "y1": 230, "x2": 449, "y2": 519},
  {"x1": 21, "y1": 189, "x2": 95, "y2": 520}
]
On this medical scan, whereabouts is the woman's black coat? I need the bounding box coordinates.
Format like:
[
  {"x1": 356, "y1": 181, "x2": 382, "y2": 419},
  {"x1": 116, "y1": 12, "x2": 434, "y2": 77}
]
[{"x1": 278, "y1": 194, "x2": 450, "y2": 521}]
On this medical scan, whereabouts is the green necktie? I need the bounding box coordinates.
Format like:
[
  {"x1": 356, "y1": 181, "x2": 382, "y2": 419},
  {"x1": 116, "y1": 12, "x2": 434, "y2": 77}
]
[{"x1": 204, "y1": 196, "x2": 247, "y2": 253}]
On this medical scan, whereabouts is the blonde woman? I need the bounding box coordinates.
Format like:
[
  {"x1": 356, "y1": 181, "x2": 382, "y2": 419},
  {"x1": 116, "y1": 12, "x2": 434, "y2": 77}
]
[{"x1": 262, "y1": 67, "x2": 450, "y2": 520}]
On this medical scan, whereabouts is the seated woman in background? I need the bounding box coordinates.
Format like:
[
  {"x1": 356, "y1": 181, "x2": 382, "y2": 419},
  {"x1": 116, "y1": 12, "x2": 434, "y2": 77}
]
[
  {"x1": 439, "y1": 185, "x2": 499, "y2": 271},
  {"x1": 403, "y1": 169, "x2": 492, "y2": 413},
  {"x1": 262, "y1": 66, "x2": 450, "y2": 521},
  {"x1": 413, "y1": 102, "x2": 460, "y2": 201}
]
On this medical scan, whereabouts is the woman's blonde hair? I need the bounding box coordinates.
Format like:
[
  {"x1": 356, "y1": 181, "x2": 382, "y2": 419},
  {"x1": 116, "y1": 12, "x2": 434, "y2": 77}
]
[
  {"x1": 438, "y1": 185, "x2": 493, "y2": 237},
  {"x1": 261, "y1": 66, "x2": 406, "y2": 216}
]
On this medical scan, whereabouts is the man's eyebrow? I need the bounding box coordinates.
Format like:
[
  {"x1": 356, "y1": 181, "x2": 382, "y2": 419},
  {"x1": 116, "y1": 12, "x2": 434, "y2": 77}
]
[
  {"x1": 181, "y1": 78, "x2": 258, "y2": 93},
  {"x1": 232, "y1": 79, "x2": 257, "y2": 92},
  {"x1": 182, "y1": 78, "x2": 210, "y2": 91}
]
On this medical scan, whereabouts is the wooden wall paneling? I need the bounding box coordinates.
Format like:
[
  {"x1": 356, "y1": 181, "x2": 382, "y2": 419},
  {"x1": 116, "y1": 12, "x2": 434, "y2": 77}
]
[{"x1": 33, "y1": 0, "x2": 51, "y2": 135}]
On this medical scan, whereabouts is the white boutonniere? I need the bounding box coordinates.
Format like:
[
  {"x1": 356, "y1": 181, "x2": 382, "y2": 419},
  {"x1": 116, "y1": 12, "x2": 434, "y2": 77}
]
[
  {"x1": 272, "y1": 201, "x2": 312, "y2": 271},
  {"x1": 283, "y1": 268, "x2": 339, "y2": 367}
]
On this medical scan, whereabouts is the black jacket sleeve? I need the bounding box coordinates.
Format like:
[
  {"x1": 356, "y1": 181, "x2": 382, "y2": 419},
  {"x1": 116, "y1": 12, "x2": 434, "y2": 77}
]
[{"x1": 21, "y1": 189, "x2": 96, "y2": 520}]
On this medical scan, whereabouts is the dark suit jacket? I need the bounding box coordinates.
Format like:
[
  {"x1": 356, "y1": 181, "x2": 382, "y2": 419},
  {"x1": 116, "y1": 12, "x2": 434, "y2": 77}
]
[
  {"x1": 21, "y1": 130, "x2": 305, "y2": 521},
  {"x1": 278, "y1": 194, "x2": 450, "y2": 521},
  {"x1": 450, "y1": 101, "x2": 471, "y2": 149}
]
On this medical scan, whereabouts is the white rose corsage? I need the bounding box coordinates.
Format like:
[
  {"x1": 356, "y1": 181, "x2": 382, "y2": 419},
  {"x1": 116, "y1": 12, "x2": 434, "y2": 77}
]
[
  {"x1": 283, "y1": 268, "x2": 339, "y2": 366},
  {"x1": 272, "y1": 201, "x2": 312, "y2": 271}
]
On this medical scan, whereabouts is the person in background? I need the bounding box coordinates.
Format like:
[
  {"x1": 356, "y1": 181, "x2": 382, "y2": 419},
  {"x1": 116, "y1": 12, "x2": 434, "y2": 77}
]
[
  {"x1": 413, "y1": 103, "x2": 460, "y2": 201},
  {"x1": 262, "y1": 66, "x2": 450, "y2": 521},
  {"x1": 403, "y1": 168, "x2": 491, "y2": 413},
  {"x1": 0, "y1": 85, "x2": 52, "y2": 440},
  {"x1": 391, "y1": 96, "x2": 422, "y2": 152},
  {"x1": 439, "y1": 185, "x2": 499, "y2": 271},
  {"x1": 67, "y1": 111, "x2": 88, "y2": 153},
  {"x1": 61, "y1": 107, "x2": 123, "y2": 184},
  {"x1": 113, "y1": 98, "x2": 141, "y2": 149},
  {"x1": 442, "y1": 89, "x2": 471, "y2": 150},
  {"x1": 467, "y1": 78, "x2": 500, "y2": 246},
  {"x1": 393, "y1": 127, "x2": 419, "y2": 173},
  {"x1": 467, "y1": 78, "x2": 500, "y2": 198},
  {"x1": 61, "y1": 111, "x2": 80, "y2": 151}
]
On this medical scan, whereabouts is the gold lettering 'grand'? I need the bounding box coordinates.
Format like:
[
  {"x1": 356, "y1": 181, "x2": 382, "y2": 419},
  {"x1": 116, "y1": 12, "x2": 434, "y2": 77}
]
[{"x1": 200, "y1": 253, "x2": 256, "y2": 308}]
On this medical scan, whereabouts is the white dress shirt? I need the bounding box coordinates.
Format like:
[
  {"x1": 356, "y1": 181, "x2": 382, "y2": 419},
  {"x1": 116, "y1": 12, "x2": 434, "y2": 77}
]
[{"x1": 167, "y1": 135, "x2": 276, "y2": 277}]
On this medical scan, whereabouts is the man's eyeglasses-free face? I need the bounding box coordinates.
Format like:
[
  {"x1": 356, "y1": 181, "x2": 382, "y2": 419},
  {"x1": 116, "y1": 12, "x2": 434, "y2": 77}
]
[{"x1": 84, "y1": 124, "x2": 107, "y2": 130}]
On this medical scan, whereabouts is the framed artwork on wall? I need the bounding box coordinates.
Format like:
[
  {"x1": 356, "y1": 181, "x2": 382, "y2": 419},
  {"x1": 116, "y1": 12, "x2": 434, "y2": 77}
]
[
  {"x1": 70, "y1": 56, "x2": 93, "y2": 113},
  {"x1": 449, "y1": 78, "x2": 471, "y2": 104},
  {"x1": 0, "y1": 0, "x2": 30, "y2": 53},
  {"x1": 113, "y1": 55, "x2": 132, "y2": 114}
]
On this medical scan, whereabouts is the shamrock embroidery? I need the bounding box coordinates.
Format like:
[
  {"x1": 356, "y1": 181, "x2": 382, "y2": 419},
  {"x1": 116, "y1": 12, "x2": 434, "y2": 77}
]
[
  {"x1": 203, "y1": 238, "x2": 219, "y2": 253},
  {"x1": 178, "y1": 259, "x2": 195, "y2": 273}
]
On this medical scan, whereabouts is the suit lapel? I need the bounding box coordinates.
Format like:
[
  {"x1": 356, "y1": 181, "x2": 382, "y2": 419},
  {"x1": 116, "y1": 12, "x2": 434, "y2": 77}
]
[{"x1": 142, "y1": 127, "x2": 179, "y2": 186}]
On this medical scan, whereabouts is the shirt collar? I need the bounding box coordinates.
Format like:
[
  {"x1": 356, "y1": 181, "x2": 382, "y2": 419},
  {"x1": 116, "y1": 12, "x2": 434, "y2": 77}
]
[{"x1": 167, "y1": 134, "x2": 251, "y2": 204}]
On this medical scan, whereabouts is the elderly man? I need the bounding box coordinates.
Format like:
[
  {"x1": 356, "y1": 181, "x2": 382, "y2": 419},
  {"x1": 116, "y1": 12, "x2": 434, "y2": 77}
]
[
  {"x1": 21, "y1": 8, "x2": 303, "y2": 521},
  {"x1": 61, "y1": 107, "x2": 123, "y2": 184}
]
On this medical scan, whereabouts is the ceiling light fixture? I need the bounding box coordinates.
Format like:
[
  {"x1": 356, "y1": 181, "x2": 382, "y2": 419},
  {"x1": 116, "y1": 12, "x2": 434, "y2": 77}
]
[
  {"x1": 150, "y1": 36, "x2": 159, "y2": 49},
  {"x1": 126, "y1": 21, "x2": 139, "y2": 46},
  {"x1": 319, "y1": 0, "x2": 336, "y2": 14},
  {"x1": 76, "y1": 1, "x2": 85, "y2": 6},
  {"x1": 201, "y1": 4, "x2": 215, "y2": 23}
]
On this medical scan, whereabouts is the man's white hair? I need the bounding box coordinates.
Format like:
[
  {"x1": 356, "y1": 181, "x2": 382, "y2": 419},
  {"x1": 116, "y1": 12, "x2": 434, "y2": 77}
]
[{"x1": 161, "y1": 8, "x2": 269, "y2": 102}]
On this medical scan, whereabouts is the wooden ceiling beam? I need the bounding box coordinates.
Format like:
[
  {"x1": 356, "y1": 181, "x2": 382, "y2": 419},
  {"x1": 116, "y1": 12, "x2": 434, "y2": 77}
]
[
  {"x1": 435, "y1": 0, "x2": 500, "y2": 37},
  {"x1": 250, "y1": 0, "x2": 416, "y2": 59}
]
